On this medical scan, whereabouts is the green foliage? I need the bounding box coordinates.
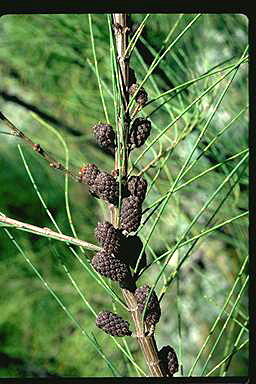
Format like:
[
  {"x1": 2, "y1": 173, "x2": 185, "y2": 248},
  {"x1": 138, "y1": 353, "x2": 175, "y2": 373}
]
[{"x1": 0, "y1": 14, "x2": 248, "y2": 377}]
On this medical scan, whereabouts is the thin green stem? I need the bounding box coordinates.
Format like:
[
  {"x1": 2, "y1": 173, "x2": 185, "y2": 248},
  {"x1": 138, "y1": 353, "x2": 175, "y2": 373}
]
[
  {"x1": 200, "y1": 274, "x2": 248, "y2": 375},
  {"x1": 127, "y1": 14, "x2": 202, "y2": 111},
  {"x1": 205, "y1": 338, "x2": 248, "y2": 376},
  {"x1": 88, "y1": 14, "x2": 110, "y2": 123},
  {"x1": 188, "y1": 255, "x2": 248, "y2": 376},
  {"x1": 124, "y1": 14, "x2": 151, "y2": 59},
  {"x1": 2, "y1": 226, "x2": 120, "y2": 376}
]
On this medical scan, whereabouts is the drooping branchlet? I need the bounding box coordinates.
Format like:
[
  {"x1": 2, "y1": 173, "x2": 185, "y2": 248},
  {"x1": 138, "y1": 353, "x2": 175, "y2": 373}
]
[
  {"x1": 93, "y1": 123, "x2": 116, "y2": 150},
  {"x1": 96, "y1": 310, "x2": 132, "y2": 337},
  {"x1": 129, "y1": 117, "x2": 151, "y2": 148},
  {"x1": 120, "y1": 195, "x2": 142, "y2": 233},
  {"x1": 158, "y1": 345, "x2": 179, "y2": 377},
  {"x1": 91, "y1": 249, "x2": 131, "y2": 283},
  {"x1": 134, "y1": 284, "x2": 161, "y2": 328}
]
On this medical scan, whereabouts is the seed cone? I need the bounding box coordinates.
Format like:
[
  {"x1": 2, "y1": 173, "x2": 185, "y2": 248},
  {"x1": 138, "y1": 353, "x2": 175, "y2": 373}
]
[
  {"x1": 91, "y1": 250, "x2": 131, "y2": 282},
  {"x1": 93, "y1": 123, "x2": 116, "y2": 149},
  {"x1": 120, "y1": 235, "x2": 147, "y2": 271},
  {"x1": 95, "y1": 221, "x2": 121, "y2": 256},
  {"x1": 96, "y1": 310, "x2": 132, "y2": 337},
  {"x1": 128, "y1": 84, "x2": 148, "y2": 106},
  {"x1": 79, "y1": 163, "x2": 100, "y2": 186},
  {"x1": 95, "y1": 171, "x2": 119, "y2": 206},
  {"x1": 79, "y1": 164, "x2": 100, "y2": 197},
  {"x1": 127, "y1": 176, "x2": 147, "y2": 203},
  {"x1": 129, "y1": 117, "x2": 151, "y2": 148},
  {"x1": 128, "y1": 83, "x2": 138, "y2": 96},
  {"x1": 120, "y1": 196, "x2": 142, "y2": 233},
  {"x1": 134, "y1": 284, "x2": 161, "y2": 327},
  {"x1": 158, "y1": 345, "x2": 179, "y2": 377}
]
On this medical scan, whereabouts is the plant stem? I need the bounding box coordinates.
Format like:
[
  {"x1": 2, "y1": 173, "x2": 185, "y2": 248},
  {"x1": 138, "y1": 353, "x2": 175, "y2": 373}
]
[
  {"x1": 122, "y1": 289, "x2": 163, "y2": 377},
  {"x1": 112, "y1": 13, "x2": 164, "y2": 377},
  {"x1": 0, "y1": 214, "x2": 100, "y2": 252}
]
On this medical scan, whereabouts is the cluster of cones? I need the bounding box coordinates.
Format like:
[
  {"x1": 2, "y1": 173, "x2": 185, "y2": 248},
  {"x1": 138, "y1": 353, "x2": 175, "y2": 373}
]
[{"x1": 80, "y1": 69, "x2": 178, "y2": 377}]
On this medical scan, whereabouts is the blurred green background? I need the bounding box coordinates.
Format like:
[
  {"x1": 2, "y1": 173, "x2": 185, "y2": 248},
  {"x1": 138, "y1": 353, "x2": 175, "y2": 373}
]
[{"x1": 0, "y1": 14, "x2": 248, "y2": 377}]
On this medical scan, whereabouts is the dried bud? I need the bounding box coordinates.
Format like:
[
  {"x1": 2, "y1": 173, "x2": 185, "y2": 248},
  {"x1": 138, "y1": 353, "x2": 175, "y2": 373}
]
[
  {"x1": 134, "y1": 284, "x2": 161, "y2": 327},
  {"x1": 158, "y1": 345, "x2": 179, "y2": 377},
  {"x1": 96, "y1": 310, "x2": 132, "y2": 337},
  {"x1": 95, "y1": 171, "x2": 119, "y2": 206},
  {"x1": 129, "y1": 117, "x2": 151, "y2": 148},
  {"x1": 120, "y1": 196, "x2": 142, "y2": 233},
  {"x1": 91, "y1": 250, "x2": 131, "y2": 282},
  {"x1": 95, "y1": 221, "x2": 121, "y2": 256},
  {"x1": 93, "y1": 123, "x2": 116, "y2": 149},
  {"x1": 127, "y1": 176, "x2": 147, "y2": 203}
]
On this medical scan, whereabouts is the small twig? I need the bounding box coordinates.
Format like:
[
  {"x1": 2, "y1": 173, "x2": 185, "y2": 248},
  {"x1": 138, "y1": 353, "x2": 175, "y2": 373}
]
[
  {"x1": 0, "y1": 214, "x2": 101, "y2": 252},
  {"x1": 0, "y1": 111, "x2": 81, "y2": 183}
]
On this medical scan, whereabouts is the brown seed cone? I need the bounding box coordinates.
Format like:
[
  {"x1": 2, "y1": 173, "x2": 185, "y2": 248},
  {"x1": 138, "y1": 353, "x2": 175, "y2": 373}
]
[
  {"x1": 134, "y1": 284, "x2": 161, "y2": 327},
  {"x1": 95, "y1": 171, "x2": 119, "y2": 206},
  {"x1": 128, "y1": 84, "x2": 148, "y2": 106},
  {"x1": 96, "y1": 310, "x2": 132, "y2": 337},
  {"x1": 158, "y1": 345, "x2": 179, "y2": 377},
  {"x1": 128, "y1": 83, "x2": 138, "y2": 96},
  {"x1": 120, "y1": 196, "x2": 142, "y2": 233},
  {"x1": 93, "y1": 123, "x2": 116, "y2": 149},
  {"x1": 127, "y1": 175, "x2": 147, "y2": 203},
  {"x1": 120, "y1": 235, "x2": 147, "y2": 271},
  {"x1": 95, "y1": 221, "x2": 121, "y2": 257},
  {"x1": 79, "y1": 164, "x2": 101, "y2": 198},
  {"x1": 129, "y1": 117, "x2": 151, "y2": 148},
  {"x1": 79, "y1": 163, "x2": 100, "y2": 186},
  {"x1": 91, "y1": 250, "x2": 132, "y2": 283}
]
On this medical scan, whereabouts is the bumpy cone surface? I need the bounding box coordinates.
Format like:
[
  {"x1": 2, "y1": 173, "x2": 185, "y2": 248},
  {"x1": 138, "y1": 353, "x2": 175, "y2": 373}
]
[
  {"x1": 93, "y1": 123, "x2": 116, "y2": 149},
  {"x1": 120, "y1": 235, "x2": 147, "y2": 271},
  {"x1": 158, "y1": 345, "x2": 179, "y2": 377},
  {"x1": 129, "y1": 117, "x2": 151, "y2": 148},
  {"x1": 79, "y1": 163, "x2": 100, "y2": 197},
  {"x1": 95, "y1": 221, "x2": 121, "y2": 256},
  {"x1": 128, "y1": 84, "x2": 148, "y2": 106},
  {"x1": 134, "y1": 284, "x2": 161, "y2": 327},
  {"x1": 96, "y1": 310, "x2": 132, "y2": 337},
  {"x1": 128, "y1": 83, "x2": 138, "y2": 96},
  {"x1": 120, "y1": 196, "x2": 142, "y2": 233},
  {"x1": 127, "y1": 176, "x2": 147, "y2": 203},
  {"x1": 91, "y1": 250, "x2": 131, "y2": 282},
  {"x1": 95, "y1": 171, "x2": 119, "y2": 206},
  {"x1": 79, "y1": 163, "x2": 100, "y2": 186}
]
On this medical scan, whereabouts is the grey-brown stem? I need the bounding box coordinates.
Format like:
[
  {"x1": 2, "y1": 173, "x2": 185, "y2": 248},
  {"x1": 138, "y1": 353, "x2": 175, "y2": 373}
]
[{"x1": 112, "y1": 13, "x2": 164, "y2": 377}]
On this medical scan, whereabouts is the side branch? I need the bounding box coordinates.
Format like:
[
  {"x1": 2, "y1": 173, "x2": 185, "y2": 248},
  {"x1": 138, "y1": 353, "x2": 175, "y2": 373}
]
[{"x1": 0, "y1": 214, "x2": 101, "y2": 252}]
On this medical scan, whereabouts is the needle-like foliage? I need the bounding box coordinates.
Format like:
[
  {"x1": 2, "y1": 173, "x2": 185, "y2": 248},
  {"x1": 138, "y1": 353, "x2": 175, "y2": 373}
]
[{"x1": 0, "y1": 14, "x2": 248, "y2": 377}]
